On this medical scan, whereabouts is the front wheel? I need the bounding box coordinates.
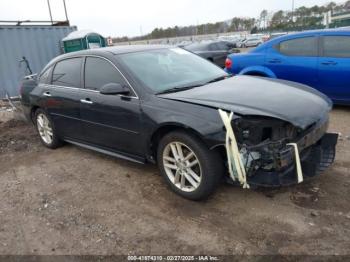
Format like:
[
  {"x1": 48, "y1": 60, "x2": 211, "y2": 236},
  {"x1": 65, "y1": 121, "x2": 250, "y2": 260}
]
[{"x1": 157, "y1": 131, "x2": 223, "y2": 200}]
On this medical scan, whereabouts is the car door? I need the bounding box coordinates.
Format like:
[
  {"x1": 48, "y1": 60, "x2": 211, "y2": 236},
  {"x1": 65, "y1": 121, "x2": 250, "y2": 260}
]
[
  {"x1": 318, "y1": 35, "x2": 350, "y2": 103},
  {"x1": 79, "y1": 56, "x2": 143, "y2": 156},
  {"x1": 265, "y1": 36, "x2": 319, "y2": 88},
  {"x1": 45, "y1": 57, "x2": 84, "y2": 140}
]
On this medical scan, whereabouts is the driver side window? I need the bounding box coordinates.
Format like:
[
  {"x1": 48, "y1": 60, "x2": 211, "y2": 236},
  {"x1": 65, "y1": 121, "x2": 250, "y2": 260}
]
[{"x1": 84, "y1": 57, "x2": 127, "y2": 91}]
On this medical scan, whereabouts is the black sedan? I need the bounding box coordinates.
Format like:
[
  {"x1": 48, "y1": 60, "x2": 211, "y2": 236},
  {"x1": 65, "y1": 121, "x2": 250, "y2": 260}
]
[
  {"x1": 21, "y1": 45, "x2": 337, "y2": 200},
  {"x1": 184, "y1": 40, "x2": 239, "y2": 67}
]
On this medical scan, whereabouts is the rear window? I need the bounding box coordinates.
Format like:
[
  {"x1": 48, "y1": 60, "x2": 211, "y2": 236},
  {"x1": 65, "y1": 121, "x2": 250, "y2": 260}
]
[
  {"x1": 278, "y1": 37, "x2": 318, "y2": 57},
  {"x1": 52, "y1": 57, "x2": 83, "y2": 88},
  {"x1": 322, "y1": 36, "x2": 350, "y2": 58}
]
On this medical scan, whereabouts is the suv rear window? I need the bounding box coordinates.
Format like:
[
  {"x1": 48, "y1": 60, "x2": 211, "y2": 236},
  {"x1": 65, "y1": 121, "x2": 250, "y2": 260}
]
[
  {"x1": 322, "y1": 36, "x2": 350, "y2": 58},
  {"x1": 278, "y1": 37, "x2": 318, "y2": 57},
  {"x1": 52, "y1": 57, "x2": 83, "y2": 87}
]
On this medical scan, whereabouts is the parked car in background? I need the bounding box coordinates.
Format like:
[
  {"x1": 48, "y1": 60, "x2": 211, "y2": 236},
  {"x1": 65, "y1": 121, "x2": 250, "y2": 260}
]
[
  {"x1": 225, "y1": 29, "x2": 350, "y2": 105},
  {"x1": 218, "y1": 35, "x2": 241, "y2": 46},
  {"x1": 237, "y1": 37, "x2": 263, "y2": 48},
  {"x1": 184, "y1": 40, "x2": 239, "y2": 67},
  {"x1": 177, "y1": 40, "x2": 193, "y2": 48},
  {"x1": 268, "y1": 32, "x2": 288, "y2": 41},
  {"x1": 20, "y1": 45, "x2": 337, "y2": 200}
]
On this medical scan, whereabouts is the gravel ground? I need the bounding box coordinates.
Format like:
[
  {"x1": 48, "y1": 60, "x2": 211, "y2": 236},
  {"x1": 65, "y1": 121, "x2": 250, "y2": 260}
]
[{"x1": 0, "y1": 106, "x2": 349, "y2": 256}]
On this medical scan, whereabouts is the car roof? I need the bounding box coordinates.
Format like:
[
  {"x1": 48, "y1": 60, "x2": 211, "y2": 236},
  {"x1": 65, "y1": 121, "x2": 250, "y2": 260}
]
[
  {"x1": 267, "y1": 28, "x2": 350, "y2": 44},
  {"x1": 41, "y1": 45, "x2": 172, "y2": 73},
  {"x1": 63, "y1": 45, "x2": 171, "y2": 57}
]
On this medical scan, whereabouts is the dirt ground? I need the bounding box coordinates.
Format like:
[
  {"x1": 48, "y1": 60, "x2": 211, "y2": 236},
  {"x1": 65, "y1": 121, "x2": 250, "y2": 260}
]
[{"x1": 0, "y1": 104, "x2": 349, "y2": 256}]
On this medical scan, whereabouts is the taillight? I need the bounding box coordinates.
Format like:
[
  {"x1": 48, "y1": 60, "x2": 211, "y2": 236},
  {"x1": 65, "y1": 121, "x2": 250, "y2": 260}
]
[{"x1": 225, "y1": 58, "x2": 232, "y2": 69}]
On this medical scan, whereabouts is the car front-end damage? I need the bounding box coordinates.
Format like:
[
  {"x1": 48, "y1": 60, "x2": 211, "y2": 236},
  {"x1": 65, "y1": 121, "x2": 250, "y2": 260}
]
[
  {"x1": 230, "y1": 113, "x2": 338, "y2": 187},
  {"x1": 158, "y1": 75, "x2": 338, "y2": 188}
]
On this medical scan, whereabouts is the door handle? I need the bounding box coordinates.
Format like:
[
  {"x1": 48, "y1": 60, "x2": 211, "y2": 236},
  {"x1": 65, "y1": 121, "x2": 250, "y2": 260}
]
[
  {"x1": 268, "y1": 59, "x2": 281, "y2": 64},
  {"x1": 80, "y1": 98, "x2": 93, "y2": 104},
  {"x1": 321, "y1": 61, "x2": 337, "y2": 65},
  {"x1": 43, "y1": 91, "x2": 51, "y2": 97}
]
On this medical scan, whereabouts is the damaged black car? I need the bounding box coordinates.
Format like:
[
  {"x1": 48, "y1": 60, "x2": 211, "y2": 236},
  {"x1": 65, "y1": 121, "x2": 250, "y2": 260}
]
[{"x1": 21, "y1": 45, "x2": 338, "y2": 200}]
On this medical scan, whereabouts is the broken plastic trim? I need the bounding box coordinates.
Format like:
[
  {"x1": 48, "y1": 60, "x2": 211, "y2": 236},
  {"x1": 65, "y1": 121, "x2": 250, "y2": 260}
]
[
  {"x1": 218, "y1": 109, "x2": 249, "y2": 189},
  {"x1": 287, "y1": 143, "x2": 304, "y2": 183},
  {"x1": 219, "y1": 109, "x2": 305, "y2": 188}
]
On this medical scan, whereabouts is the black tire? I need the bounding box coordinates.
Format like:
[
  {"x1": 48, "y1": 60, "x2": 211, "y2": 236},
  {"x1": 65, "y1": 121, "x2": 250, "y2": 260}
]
[
  {"x1": 157, "y1": 131, "x2": 224, "y2": 200},
  {"x1": 34, "y1": 108, "x2": 63, "y2": 149}
]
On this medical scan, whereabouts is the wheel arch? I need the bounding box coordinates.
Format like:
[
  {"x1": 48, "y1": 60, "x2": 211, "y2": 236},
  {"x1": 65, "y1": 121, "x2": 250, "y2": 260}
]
[
  {"x1": 148, "y1": 123, "x2": 210, "y2": 163},
  {"x1": 239, "y1": 66, "x2": 276, "y2": 78},
  {"x1": 30, "y1": 105, "x2": 40, "y2": 123}
]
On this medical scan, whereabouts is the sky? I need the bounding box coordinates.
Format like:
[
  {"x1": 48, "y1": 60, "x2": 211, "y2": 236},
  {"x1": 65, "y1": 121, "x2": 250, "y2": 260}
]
[{"x1": 0, "y1": 0, "x2": 345, "y2": 37}]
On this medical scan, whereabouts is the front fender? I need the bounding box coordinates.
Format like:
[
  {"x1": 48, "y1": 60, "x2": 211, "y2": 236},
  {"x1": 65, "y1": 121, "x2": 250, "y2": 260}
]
[
  {"x1": 239, "y1": 66, "x2": 276, "y2": 78},
  {"x1": 142, "y1": 99, "x2": 228, "y2": 160}
]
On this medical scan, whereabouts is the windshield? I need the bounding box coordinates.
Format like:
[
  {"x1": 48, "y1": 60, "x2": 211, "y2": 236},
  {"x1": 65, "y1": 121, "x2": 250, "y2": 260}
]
[{"x1": 117, "y1": 48, "x2": 227, "y2": 93}]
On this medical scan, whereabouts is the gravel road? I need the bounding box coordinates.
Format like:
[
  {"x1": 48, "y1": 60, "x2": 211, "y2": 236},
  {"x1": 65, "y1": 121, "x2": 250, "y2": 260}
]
[{"x1": 0, "y1": 106, "x2": 349, "y2": 255}]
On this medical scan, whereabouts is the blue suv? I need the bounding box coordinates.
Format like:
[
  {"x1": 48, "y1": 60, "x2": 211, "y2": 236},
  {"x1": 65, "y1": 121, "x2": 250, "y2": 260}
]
[{"x1": 225, "y1": 29, "x2": 350, "y2": 105}]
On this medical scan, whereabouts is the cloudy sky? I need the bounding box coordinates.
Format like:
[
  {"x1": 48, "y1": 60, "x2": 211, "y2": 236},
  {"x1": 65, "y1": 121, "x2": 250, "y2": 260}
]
[{"x1": 1, "y1": 0, "x2": 344, "y2": 37}]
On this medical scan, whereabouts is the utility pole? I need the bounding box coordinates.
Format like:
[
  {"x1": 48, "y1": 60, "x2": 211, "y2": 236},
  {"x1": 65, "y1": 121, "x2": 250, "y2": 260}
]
[
  {"x1": 63, "y1": 0, "x2": 69, "y2": 24},
  {"x1": 291, "y1": 0, "x2": 295, "y2": 22},
  {"x1": 47, "y1": 0, "x2": 53, "y2": 24}
]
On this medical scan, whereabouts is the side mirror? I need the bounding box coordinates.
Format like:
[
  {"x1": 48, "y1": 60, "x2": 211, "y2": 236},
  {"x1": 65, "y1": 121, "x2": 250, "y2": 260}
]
[{"x1": 100, "y1": 83, "x2": 130, "y2": 95}]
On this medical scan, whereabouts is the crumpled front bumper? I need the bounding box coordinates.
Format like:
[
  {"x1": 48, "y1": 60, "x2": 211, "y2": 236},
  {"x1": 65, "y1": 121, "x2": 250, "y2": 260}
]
[{"x1": 246, "y1": 133, "x2": 338, "y2": 187}]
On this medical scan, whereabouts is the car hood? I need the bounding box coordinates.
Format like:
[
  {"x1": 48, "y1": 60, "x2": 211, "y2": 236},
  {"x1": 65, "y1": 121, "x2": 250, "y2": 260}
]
[{"x1": 158, "y1": 76, "x2": 332, "y2": 129}]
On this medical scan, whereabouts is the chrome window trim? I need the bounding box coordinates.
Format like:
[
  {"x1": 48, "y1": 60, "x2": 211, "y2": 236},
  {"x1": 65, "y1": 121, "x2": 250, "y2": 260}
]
[{"x1": 49, "y1": 54, "x2": 139, "y2": 99}]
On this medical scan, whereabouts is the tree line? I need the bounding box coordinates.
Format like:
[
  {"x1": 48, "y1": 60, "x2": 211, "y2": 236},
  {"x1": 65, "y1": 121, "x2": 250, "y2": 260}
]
[{"x1": 114, "y1": 1, "x2": 350, "y2": 42}]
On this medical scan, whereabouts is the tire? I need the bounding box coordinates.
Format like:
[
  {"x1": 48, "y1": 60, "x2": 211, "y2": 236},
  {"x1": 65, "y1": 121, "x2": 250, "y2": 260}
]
[
  {"x1": 157, "y1": 131, "x2": 224, "y2": 200},
  {"x1": 34, "y1": 108, "x2": 63, "y2": 149}
]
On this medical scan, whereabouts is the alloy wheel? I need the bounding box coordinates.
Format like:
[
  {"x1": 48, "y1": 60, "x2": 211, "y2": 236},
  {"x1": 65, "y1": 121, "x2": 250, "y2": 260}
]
[
  {"x1": 163, "y1": 142, "x2": 202, "y2": 192},
  {"x1": 37, "y1": 113, "x2": 53, "y2": 145}
]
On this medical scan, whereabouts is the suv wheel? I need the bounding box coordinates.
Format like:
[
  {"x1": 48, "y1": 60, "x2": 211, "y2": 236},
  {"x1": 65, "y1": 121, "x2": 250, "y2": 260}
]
[
  {"x1": 35, "y1": 109, "x2": 62, "y2": 149},
  {"x1": 157, "y1": 131, "x2": 223, "y2": 200}
]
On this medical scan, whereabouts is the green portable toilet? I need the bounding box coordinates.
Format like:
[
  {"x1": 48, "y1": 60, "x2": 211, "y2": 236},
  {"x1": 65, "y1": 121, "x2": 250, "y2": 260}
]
[{"x1": 62, "y1": 30, "x2": 107, "y2": 53}]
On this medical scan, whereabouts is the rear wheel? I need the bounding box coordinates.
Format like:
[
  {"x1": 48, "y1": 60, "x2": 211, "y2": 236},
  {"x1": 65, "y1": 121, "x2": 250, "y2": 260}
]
[
  {"x1": 34, "y1": 109, "x2": 62, "y2": 149},
  {"x1": 157, "y1": 131, "x2": 223, "y2": 200}
]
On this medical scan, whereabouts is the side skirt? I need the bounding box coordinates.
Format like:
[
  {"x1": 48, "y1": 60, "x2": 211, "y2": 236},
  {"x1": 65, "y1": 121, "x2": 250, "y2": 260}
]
[{"x1": 64, "y1": 139, "x2": 145, "y2": 164}]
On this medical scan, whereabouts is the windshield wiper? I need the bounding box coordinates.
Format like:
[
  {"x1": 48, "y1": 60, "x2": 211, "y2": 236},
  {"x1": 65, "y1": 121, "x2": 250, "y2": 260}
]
[
  {"x1": 204, "y1": 75, "x2": 230, "y2": 84},
  {"x1": 156, "y1": 84, "x2": 203, "y2": 95},
  {"x1": 156, "y1": 75, "x2": 230, "y2": 95}
]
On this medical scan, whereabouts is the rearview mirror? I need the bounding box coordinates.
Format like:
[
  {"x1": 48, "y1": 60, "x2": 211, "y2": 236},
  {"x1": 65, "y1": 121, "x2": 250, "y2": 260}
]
[{"x1": 100, "y1": 83, "x2": 130, "y2": 95}]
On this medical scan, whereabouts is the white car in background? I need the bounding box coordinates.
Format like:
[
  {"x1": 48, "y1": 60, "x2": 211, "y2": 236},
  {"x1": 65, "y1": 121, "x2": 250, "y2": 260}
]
[{"x1": 237, "y1": 37, "x2": 263, "y2": 48}]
